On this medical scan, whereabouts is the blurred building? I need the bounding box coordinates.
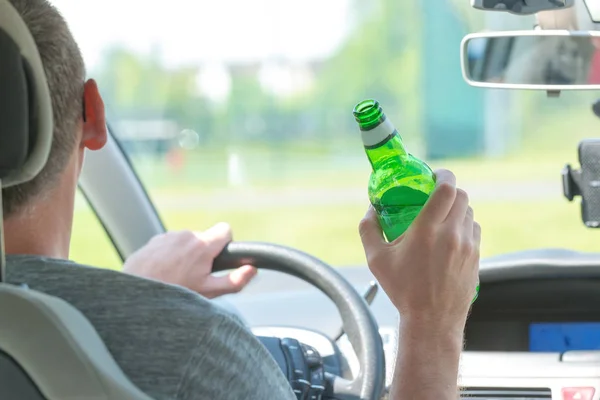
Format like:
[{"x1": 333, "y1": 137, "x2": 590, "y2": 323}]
[{"x1": 113, "y1": 119, "x2": 179, "y2": 156}]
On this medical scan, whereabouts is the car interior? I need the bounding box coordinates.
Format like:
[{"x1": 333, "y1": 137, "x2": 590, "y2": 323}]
[
  {"x1": 5, "y1": 0, "x2": 600, "y2": 399},
  {"x1": 0, "y1": 4, "x2": 386, "y2": 400}
]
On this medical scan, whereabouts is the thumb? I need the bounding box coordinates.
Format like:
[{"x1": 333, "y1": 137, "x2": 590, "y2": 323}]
[
  {"x1": 359, "y1": 206, "x2": 386, "y2": 251},
  {"x1": 203, "y1": 265, "x2": 258, "y2": 298}
]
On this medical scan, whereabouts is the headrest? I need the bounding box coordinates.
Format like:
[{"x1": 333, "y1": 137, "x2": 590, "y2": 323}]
[{"x1": 0, "y1": 0, "x2": 53, "y2": 188}]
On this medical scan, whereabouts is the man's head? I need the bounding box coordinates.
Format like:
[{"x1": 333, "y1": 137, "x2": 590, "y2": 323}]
[{"x1": 3, "y1": 0, "x2": 108, "y2": 257}]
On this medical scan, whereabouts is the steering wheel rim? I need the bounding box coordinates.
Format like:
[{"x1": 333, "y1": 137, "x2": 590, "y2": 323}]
[{"x1": 213, "y1": 241, "x2": 386, "y2": 400}]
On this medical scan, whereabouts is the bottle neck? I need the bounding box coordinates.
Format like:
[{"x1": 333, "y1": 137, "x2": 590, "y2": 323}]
[{"x1": 362, "y1": 118, "x2": 408, "y2": 169}]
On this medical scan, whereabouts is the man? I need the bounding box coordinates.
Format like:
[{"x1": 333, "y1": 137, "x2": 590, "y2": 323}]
[{"x1": 4, "y1": 1, "x2": 481, "y2": 399}]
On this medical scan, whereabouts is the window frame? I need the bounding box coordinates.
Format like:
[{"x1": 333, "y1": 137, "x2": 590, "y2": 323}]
[{"x1": 77, "y1": 124, "x2": 166, "y2": 260}]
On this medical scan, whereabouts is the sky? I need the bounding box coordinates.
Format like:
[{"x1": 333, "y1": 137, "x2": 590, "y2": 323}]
[{"x1": 50, "y1": 0, "x2": 352, "y2": 70}]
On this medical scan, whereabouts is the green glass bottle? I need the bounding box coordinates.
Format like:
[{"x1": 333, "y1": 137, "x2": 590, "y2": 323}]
[
  {"x1": 354, "y1": 99, "x2": 479, "y2": 303},
  {"x1": 354, "y1": 99, "x2": 436, "y2": 241}
]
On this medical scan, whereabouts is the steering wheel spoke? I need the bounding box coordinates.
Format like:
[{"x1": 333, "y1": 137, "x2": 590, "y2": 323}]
[{"x1": 324, "y1": 373, "x2": 364, "y2": 400}]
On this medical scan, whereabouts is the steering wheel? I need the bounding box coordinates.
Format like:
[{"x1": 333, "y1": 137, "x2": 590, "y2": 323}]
[{"x1": 213, "y1": 242, "x2": 386, "y2": 400}]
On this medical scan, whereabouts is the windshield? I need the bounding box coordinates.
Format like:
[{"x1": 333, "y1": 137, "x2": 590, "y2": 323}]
[{"x1": 53, "y1": 0, "x2": 600, "y2": 268}]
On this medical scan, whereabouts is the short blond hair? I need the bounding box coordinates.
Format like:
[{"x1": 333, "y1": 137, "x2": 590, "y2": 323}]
[{"x1": 3, "y1": 0, "x2": 86, "y2": 216}]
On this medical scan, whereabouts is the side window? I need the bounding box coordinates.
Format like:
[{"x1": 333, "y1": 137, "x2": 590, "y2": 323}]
[{"x1": 69, "y1": 190, "x2": 122, "y2": 270}]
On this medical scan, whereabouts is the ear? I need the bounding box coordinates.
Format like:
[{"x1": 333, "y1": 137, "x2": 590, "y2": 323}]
[{"x1": 81, "y1": 79, "x2": 107, "y2": 151}]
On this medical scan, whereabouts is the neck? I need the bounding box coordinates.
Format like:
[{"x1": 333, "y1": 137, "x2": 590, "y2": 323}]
[
  {"x1": 4, "y1": 184, "x2": 76, "y2": 260},
  {"x1": 364, "y1": 132, "x2": 408, "y2": 170}
]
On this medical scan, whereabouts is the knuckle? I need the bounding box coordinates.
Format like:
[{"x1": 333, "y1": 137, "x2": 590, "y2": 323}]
[
  {"x1": 467, "y1": 237, "x2": 481, "y2": 261},
  {"x1": 445, "y1": 230, "x2": 462, "y2": 250},
  {"x1": 179, "y1": 230, "x2": 197, "y2": 242},
  {"x1": 473, "y1": 222, "x2": 482, "y2": 239},
  {"x1": 358, "y1": 218, "x2": 371, "y2": 237},
  {"x1": 174, "y1": 229, "x2": 192, "y2": 237},
  {"x1": 414, "y1": 224, "x2": 436, "y2": 244},
  {"x1": 364, "y1": 250, "x2": 378, "y2": 265},
  {"x1": 461, "y1": 238, "x2": 473, "y2": 254},
  {"x1": 435, "y1": 168, "x2": 455, "y2": 180},
  {"x1": 220, "y1": 223, "x2": 233, "y2": 237},
  {"x1": 177, "y1": 230, "x2": 206, "y2": 248},
  {"x1": 456, "y1": 188, "x2": 469, "y2": 203},
  {"x1": 466, "y1": 206, "x2": 474, "y2": 218},
  {"x1": 365, "y1": 249, "x2": 387, "y2": 269},
  {"x1": 195, "y1": 237, "x2": 208, "y2": 249},
  {"x1": 473, "y1": 245, "x2": 481, "y2": 259},
  {"x1": 436, "y1": 181, "x2": 456, "y2": 198}
]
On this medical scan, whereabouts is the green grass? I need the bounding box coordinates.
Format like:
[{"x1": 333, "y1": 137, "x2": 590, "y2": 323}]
[
  {"x1": 70, "y1": 196, "x2": 597, "y2": 271},
  {"x1": 69, "y1": 149, "x2": 592, "y2": 271}
]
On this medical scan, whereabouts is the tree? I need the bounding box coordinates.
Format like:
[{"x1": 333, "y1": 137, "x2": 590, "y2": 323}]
[
  {"x1": 447, "y1": 0, "x2": 487, "y2": 32},
  {"x1": 312, "y1": 0, "x2": 423, "y2": 140},
  {"x1": 92, "y1": 46, "x2": 214, "y2": 142}
]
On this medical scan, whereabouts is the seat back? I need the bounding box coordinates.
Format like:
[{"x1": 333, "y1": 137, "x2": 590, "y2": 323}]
[
  {"x1": 0, "y1": 285, "x2": 153, "y2": 400},
  {"x1": 0, "y1": 349, "x2": 46, "y2": 400}
]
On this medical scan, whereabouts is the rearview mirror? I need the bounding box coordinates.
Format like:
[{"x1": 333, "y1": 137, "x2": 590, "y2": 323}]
[
  {"x1": 461, "y1": 30, "x2": 600, "y2": 91},
  {"x1": 471, "y1": 0, "x2": 574, "y2": 15}
]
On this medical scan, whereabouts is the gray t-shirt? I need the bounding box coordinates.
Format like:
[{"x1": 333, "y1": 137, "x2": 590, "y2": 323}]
[{"x1": 6, "y1": 255, "x2": 296, "y2": 400}]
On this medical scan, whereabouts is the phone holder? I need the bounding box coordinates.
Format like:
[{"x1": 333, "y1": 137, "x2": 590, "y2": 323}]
[
  {"x1": 563, "y1": 138, "x2": 600, "y2": 228},
  {"x1": 562, "y1": 163, "x2": 582, "y2": 201}
]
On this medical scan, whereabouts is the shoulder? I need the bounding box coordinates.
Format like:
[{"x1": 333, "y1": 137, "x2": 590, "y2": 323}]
[
  {"x1": 7, "y1": 255, "x2": 295, "y2": 399},
  {"x1": 6, "y1": 254, "x2": 235, "y2": 326},
  {"x1": 177, "y1": 311, "x2": 296, "y2": 400}
]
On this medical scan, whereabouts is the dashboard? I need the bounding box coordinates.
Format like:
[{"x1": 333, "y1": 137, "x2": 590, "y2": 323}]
[
  {"x1": 465, "y1": 278, "x2": 600, "y2": 352},
  {"x1": 226, "y1": 264, "x2": 600, "y2": 356},
  {"x1": 222, "y1": 257, "x2": 600, "y2": 398}
]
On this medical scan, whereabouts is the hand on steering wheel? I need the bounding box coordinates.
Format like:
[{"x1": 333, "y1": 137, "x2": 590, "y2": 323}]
[{"x1": 123, "y1": 224, "x2": 257, "y2": 298}]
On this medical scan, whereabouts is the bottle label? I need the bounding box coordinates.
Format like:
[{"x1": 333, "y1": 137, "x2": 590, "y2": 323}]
[{"x1": 361, "y1": 117, "x2": 395, "y2": 147}]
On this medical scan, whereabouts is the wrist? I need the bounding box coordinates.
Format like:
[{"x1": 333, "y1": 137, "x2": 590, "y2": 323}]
[
  {"x1": 391, "y1": 316, "x2": 465, "y2": 400},
  {"x1": 399, "y1": 316, "x2": 465, "y2": 351}
]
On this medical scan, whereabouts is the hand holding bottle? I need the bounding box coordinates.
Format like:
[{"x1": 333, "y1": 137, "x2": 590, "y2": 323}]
[
  {"x1": 354, "y1": 99, "x2": 479, "y2": 304},
  {"x1": 359, "y1": 169, "x2": 480, "y2": 399},
  {"x1": 358, "y1": 168, "x2": 480, "y2": 329},
  {"x1": 354, "y1": 99, "x2": 436, "y2": 242}
]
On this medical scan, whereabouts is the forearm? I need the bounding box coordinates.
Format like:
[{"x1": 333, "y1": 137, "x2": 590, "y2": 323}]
[{"x1": 389, "y1": 320, "x2": 464, "y2": 400}]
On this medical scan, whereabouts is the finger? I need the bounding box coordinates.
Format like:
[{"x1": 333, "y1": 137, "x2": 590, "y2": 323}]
[
  {"x1": 204, "y1": 265, "x2": 258, "y2": 298},
  {"x1": 471, "y1": 222, "x2": 482, "y2": 295},
  {"x1": 470, "y1": 222, "x2": 482, "y2": 292},
  {"x1": 197, "y1": 222, "x2": 233, "y2": 257},
  {"x1": 473, "y1": 221, "x2": 482, "y2": 249},
  {"x1": 462, "y1": 206, "x2": 474, "y2": 237},
  {"x1": 445, "y1": 188, "x2": 470, "y2": 225},
  {"x1": 359, "y1": 206, "x2": 386, "y2": 251},
  {"x1": 419, "y1": 169, "x2": 457, "y2": 223}
]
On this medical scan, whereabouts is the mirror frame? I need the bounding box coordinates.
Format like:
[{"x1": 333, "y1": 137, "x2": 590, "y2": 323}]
[
  {"x1": 470, "y1": 0, "x2": 575, "y2": 16},
  {"x1": 460, "y1": 29, "x2": 600, "y2": 91}
]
